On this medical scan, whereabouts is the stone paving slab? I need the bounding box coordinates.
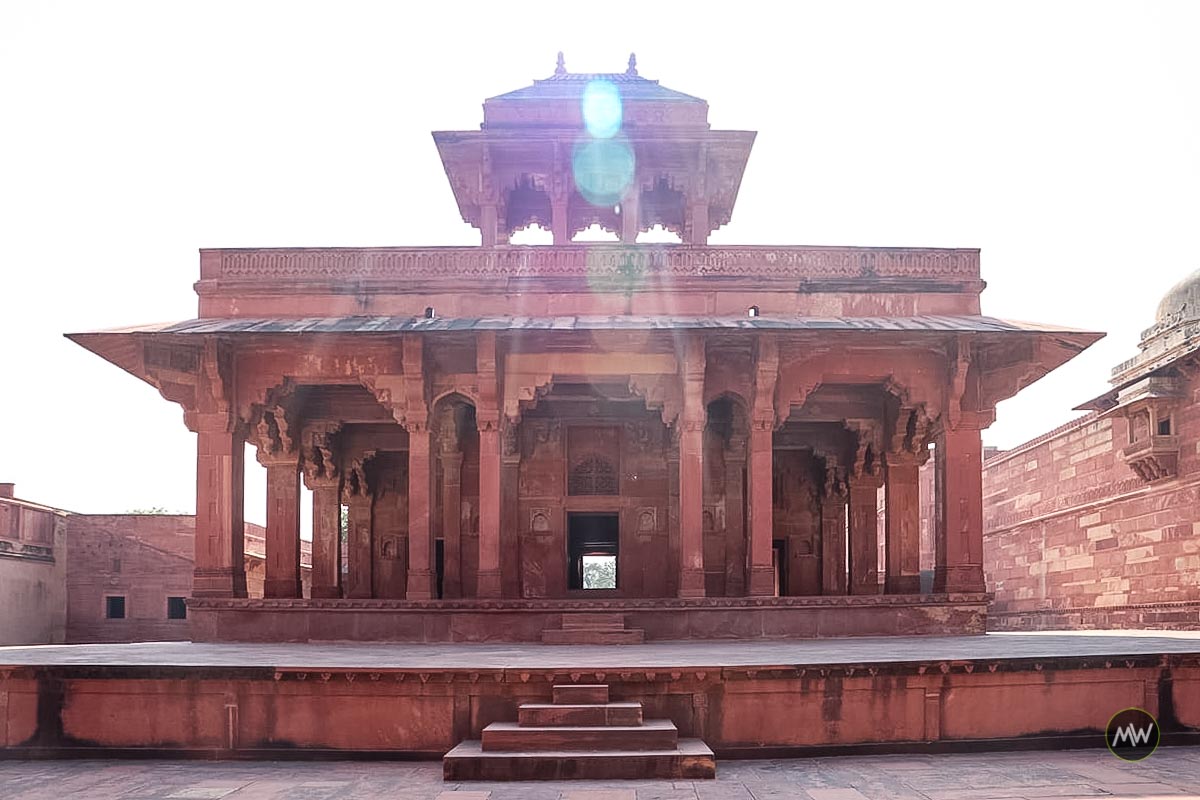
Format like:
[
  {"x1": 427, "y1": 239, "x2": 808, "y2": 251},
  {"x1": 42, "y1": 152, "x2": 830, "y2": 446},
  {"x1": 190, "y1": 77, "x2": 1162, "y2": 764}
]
[
  {"x1": 1, "y1": 749, "x2": 1198, "y2": 799},
  {"x1": 2, "y1": 631, "x2": 1200, "y2": 670}
]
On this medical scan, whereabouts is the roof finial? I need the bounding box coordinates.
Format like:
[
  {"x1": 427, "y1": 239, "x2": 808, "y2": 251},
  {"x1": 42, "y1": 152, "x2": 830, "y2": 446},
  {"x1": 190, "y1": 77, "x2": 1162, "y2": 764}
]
[
  {"x1": 626, "y1": 52, "x2": 638, "y2": 76},
  {"x1": 555, "y1": 51, "x2": 566, "y2": 76}
]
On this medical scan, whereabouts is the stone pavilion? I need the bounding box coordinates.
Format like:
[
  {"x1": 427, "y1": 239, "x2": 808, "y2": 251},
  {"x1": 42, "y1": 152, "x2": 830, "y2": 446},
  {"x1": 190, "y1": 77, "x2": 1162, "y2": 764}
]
[{"x1": 68, "y1": 56, "x2": 1101, "y2": 643}]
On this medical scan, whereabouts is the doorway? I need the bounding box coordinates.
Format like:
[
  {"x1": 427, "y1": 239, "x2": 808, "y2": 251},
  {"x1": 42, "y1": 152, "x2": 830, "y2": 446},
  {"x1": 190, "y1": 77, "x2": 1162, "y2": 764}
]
[{"x1": 567, "y1": 512, "x2": 619, "y2": 590}]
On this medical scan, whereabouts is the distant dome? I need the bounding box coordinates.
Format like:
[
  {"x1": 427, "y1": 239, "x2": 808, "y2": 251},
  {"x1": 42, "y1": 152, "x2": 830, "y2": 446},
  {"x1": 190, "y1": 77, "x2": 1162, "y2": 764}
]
[{"x1": 1155, "y1": 268, "x2": 1200, "y2": 325}]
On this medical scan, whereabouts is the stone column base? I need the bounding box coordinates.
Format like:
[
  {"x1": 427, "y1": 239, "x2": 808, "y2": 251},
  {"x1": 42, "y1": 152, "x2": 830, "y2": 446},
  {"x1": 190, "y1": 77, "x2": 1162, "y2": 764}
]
[
  {"x1": 934, "y1": 565, "x2": 986, "y2": 594},
  {"x1": 477, "y1": 569, "x2": 502, "y2": 598},
  {"x1": 406, "y1": 569, "x2": 436, "y2": 600},
  {"x1": 884, "y1": 575, "x2": 920, "y2": 594},
  {"x1": 264, "y1": 579, "x2": 302, "y2": 599},
  {"x1": 193, "y1": 567, "x2": 247, "y2": 598},
  {"x1": 678, "y1": 568, "x2": 707, "y2": 598},
  {"x1": 747, "y1": 565, "x2": 775, "y2": 596}
]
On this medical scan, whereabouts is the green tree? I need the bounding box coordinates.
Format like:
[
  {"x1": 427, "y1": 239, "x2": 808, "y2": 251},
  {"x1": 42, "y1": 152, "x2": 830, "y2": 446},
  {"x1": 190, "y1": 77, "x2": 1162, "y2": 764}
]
[{"x1": 582, "y1": 557, "x2": 617, "y2": 590}]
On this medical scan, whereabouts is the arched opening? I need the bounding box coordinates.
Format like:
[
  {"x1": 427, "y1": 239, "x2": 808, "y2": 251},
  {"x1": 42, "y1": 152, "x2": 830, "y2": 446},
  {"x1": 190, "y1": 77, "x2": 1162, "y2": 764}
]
[
  {"x1": 572, "y1": 222, "x2": 620, "y2": 243},
  {"x1": 636, "y1": 224, "x2": 682, "y2": 244},
  {"x1": 514, "y1": 380, "x2": 672, "y2": 598},
  {"x1": 504, "y1": 177, "x2": 552, "y2": 240},
  {"x1": 509, "y1": 224, "x2": 553, "y2": 245}
]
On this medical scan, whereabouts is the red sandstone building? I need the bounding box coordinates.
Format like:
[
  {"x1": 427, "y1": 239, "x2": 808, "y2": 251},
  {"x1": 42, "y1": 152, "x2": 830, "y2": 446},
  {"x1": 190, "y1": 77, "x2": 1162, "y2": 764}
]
[
  {"x1": 0, "y1": 483, "x2": 309, "y2": 645},
  {"x1": 69, "y1": 58, "x2": 1100, "y2": 643},
  {"x1": 982, "y1": 269, "x2": 1200, "y2": 630}
]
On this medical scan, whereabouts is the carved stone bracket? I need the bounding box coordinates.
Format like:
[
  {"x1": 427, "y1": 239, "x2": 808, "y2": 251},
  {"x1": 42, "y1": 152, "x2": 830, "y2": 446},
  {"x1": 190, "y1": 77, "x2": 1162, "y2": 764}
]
[
  {"x1": 253, "y1": 386, "x2": 300, "y2": 466},
  {"x1": 628, "y1": 374, "x2": 682, "y2": 428},
  {"x1": 341, "y1": 452, "x2": 376, "y2": 502},
  {"x1": 302, "y1": 422, "x2": 342, "y2": 489}
]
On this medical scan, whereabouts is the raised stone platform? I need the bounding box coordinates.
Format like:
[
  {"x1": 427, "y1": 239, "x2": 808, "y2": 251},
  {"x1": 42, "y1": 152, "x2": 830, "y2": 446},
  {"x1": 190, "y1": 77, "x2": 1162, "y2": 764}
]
[
  {"x1": 2, "y1": 632, "x2": 1199, "y2": 761},
  {"x1": 186, "y1": 593, "x2": 988, "y2": 643}
]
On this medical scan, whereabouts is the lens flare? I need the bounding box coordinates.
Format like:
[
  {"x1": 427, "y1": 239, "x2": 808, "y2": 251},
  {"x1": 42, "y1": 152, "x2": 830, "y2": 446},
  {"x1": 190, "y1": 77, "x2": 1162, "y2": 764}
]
[
  {"x1": 582, "y1": 79, "x2": 622, "y2": 139},
  {"x1": 572, "y1": 138, "x2": 635, "y2": 207}
]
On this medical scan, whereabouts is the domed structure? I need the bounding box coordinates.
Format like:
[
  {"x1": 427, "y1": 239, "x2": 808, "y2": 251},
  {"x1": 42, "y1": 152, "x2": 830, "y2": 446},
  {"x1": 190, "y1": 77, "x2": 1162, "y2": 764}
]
[{"x1": 1155, "y1": 267, "x2": 1200, "y2": 325}]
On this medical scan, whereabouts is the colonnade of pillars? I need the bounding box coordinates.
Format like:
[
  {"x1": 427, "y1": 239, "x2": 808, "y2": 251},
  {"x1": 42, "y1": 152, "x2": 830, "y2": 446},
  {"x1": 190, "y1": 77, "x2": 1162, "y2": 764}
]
[{"x1": 190, "y1": 414, "x2": 986, "y2": 601}]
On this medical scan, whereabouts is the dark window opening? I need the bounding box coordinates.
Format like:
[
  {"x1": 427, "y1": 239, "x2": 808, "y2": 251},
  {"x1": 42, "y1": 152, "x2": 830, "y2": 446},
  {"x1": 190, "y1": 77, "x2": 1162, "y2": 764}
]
[
  {"x1": 1158, "y1": 417, "x2": 1172, "y2": 436},
  {"x1": 568, "y1": 455, "x2": 618, "y2": 496},
  {"x1": 424, "y1": 306, "x2": 435, "y2": 319},
  {"x1": 105, "y1": 596, "x2": 126, "y2": 619},
  {"x1": 568, "y1": 513, "x2": 619, "y2": 590},
  {"x1": 772, "y1": 539, "x2": 786, "y2": 597},
  {"x1": 167, "y1": 596, "x2": 187, "y2": 619}
]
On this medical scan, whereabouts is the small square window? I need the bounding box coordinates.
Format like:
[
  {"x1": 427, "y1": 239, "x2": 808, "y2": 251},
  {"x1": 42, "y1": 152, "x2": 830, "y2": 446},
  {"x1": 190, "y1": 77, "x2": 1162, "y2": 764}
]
[
  {"x1": 105, "y1": 596, "x2": 126, "y2": 619},
  {"x1": 1158, "y1": 417, "x2": 1172, "y2": 436},
  {"x1": 167, "y1": 597, "x2": 187, "y2": 620}
]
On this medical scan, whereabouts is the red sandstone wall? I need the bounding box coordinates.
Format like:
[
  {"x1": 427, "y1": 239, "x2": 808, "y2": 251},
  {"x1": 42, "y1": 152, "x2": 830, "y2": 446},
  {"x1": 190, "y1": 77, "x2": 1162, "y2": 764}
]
[
  {"x1": 65, "y1": 515, "x2": 196, "y2": 643},
  {"x1": 65, "y1": 516, "x2": 309, "y2": 642},
  {"x1": 0, "y1": 496, "x2": 67, "y2": 645},
  {"x1": 982, "y1": 377, "x2": 1200, "y2": 628}
]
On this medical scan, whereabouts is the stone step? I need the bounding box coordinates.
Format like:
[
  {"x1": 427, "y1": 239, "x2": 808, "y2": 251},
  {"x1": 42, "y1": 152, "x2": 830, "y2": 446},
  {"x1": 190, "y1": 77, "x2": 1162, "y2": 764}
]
[
  {"x1": 552, "y1": 684, "x2": 609, "y2": 705},
  {"x1": 481, "y1": 718, "x2": 678, "y2": 752},
  {"x1": 560, "y1": 612, "x2": 627, "y2": 629},
  {"x1": 541, "y1": 628, "x2": 645, "y2": 645},
  {"x1": 518, "y1": 702, "x2": 643, "y2": 727},
  {"x1": 443, "y1": 738, "x2": 716, "y2": 781}
]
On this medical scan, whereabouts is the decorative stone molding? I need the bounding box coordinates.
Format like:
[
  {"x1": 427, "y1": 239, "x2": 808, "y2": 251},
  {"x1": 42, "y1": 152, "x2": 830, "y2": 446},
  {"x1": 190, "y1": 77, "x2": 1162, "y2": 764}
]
[
  {"x1": 206, "y1": 245, "x2": 980, "y2": 285},
  {"x1": 188, "y1": 592, "x2": 989, "y2": 612}
]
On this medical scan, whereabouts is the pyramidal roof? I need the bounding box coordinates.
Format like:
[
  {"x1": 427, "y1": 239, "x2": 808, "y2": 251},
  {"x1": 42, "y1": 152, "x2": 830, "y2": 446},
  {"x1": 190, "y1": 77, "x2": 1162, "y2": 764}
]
[{"x1": 486, "y1": 53, "x2": 706, "y2": 104}]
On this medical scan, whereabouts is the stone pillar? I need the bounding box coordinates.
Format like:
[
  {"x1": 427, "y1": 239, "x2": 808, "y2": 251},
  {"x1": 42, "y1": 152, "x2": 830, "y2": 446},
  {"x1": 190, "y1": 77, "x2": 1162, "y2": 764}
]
[
  {"x1": 501, "y1": 422, "x2": 522, "y2": 597},
  {"x1": 666, "y1": 433, "x2": 681, "y2": 598},
  {"x1": 308, "y1": 479, "x2": 342, "y2": 599},
  {"x1": 481, "y1": 204, "x2": 499, "y2": 247},
  {"x1": 477, "y1": 423, "x2": 502, "y2": 598},
  {"x1": 620, "y1": 187, "x2": 640, "y2": 243},
  {"x1": 551, "y1": 199, "x2": 570, "y2": 245},
  {"x1": 746, "y1": 421, "x2": 775, "y2": 596},
  {"x1": 847, "y1": 477, "x2": 881, "y2": 595},
  {"x1": 343, "y1": 473, "x2": 373, "y2": 599},
  {"x1": 820, "y1": 487, "x2": 848, "y2": 595},
  {"x1": 747, "y1": 335, "x2": 778, "y2": 597},
  {"x1": 688, "y1": 203, "x2": 709, "y2": 245},
  {"x1": 439, "y1": 449, "x2": 463, "y2": 599},
  {"x1": 723, "y1": 443, "x2": 747, "y2": 596},
  {"x1": 884, "y1": 454, "x2": 922, "y2": 594},
  {"x1": 262, "y1": 457, "x2": 302, "y2": 599},
  {"x1": 678, "y1": 336, "x2": 706, "y2": 597},
  {"x1": 476, "y1": 331, "x2": 503, "y2": 599},
  {"x1": 933, "y1": 424, "x2": 987, "y2": 593},
  {"x1": 406, "y1": 422, "x2": 435, "y2": 600},
  {"x1": 192, "y1": 417, "x2": 247, "y2": 598}
]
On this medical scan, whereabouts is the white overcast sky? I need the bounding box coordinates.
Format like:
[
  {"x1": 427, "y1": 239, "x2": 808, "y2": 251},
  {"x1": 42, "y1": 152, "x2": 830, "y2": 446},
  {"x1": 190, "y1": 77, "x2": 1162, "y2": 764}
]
[{"x1": 2, "y1": 1, "x2": 1198, "y2": 525}]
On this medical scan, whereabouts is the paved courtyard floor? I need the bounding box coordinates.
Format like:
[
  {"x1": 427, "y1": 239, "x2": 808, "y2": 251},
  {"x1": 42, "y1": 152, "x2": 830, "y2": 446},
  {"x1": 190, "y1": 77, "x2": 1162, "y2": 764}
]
[
  {"x1": 1, "y1": 749, "x2": 1198, "y2": 800},
  {"x1": 3, "y1": 630, "x2": 1200, "y2": 670}
]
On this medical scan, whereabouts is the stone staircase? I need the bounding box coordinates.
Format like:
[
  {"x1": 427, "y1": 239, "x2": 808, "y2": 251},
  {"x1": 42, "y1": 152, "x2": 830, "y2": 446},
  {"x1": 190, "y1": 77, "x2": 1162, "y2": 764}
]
[
  {"x1": 540, "y1": 612, "x2": 645, "y2": 644},
  {"x1": 443, "y1": 684, "x2": 715, "y2": 781}
]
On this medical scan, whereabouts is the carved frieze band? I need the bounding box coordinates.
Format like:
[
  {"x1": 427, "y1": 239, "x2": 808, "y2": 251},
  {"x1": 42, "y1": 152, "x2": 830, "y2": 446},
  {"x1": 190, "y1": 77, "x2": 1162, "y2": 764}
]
[{"x1": 215, "y1": 246, "x2": 979, "y2": 282}]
